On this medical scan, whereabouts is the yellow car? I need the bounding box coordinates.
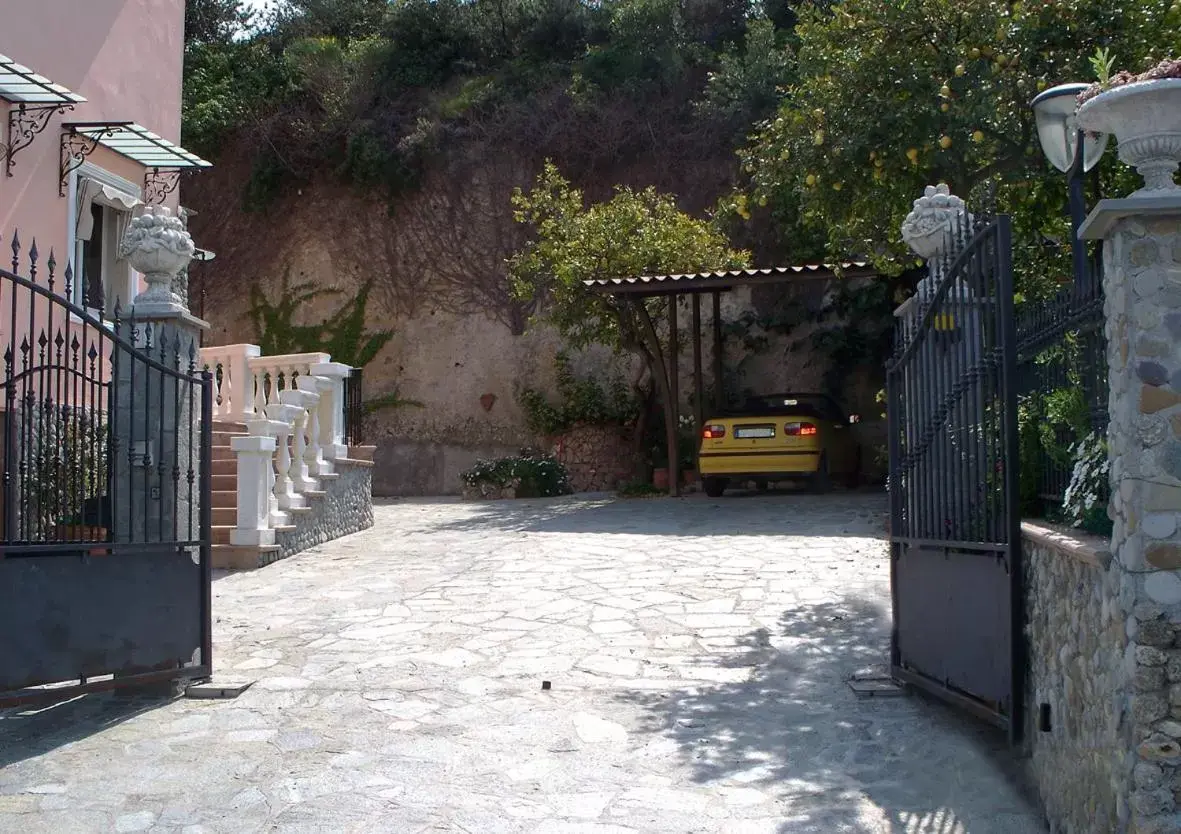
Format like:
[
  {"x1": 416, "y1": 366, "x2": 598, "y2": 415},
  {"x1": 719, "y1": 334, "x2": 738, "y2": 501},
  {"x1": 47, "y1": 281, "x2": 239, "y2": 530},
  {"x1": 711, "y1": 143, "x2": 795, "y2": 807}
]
[{"x1": 697, "y1": 393, "x2": 862, "y2": 497}]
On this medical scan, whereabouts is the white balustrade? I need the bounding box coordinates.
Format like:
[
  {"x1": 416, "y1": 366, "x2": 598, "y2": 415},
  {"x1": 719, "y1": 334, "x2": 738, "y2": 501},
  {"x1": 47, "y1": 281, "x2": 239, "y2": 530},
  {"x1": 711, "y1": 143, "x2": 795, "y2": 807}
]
[
  {"x1": 209, "y1": 344, "x2": 354, "y2": 546},
  {"x1": 199, "y1": 343, "x2": 261, "y2": 422}
]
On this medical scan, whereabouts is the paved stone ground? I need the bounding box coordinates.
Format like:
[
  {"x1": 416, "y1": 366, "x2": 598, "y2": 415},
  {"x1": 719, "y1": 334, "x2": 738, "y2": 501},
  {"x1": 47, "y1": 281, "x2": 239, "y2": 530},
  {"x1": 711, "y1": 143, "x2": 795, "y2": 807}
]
[{"x1": 0, "y1": 492, "x2": 1046, "y2": 834}]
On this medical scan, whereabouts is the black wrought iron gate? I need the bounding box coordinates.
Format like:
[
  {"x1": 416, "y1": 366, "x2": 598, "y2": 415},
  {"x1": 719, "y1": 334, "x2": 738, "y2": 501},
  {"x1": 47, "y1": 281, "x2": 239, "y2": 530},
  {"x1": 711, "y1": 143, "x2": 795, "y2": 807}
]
[
  {"x1": 886, "y1": 213, "x2": 1023, "y2": 741},
  {"x1": 0, "y1": 234, "x2": 213, "y2": 705}
]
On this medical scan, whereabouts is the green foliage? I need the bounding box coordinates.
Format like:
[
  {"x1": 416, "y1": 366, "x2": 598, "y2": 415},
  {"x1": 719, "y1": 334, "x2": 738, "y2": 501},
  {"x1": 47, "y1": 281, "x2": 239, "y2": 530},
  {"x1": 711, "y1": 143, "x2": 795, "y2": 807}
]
[
  {"x1": 509, "y1": 161, "x2": 748, "y2": 353},
  {"x1": 518, "y1": 353, "x2": 640, "y2": 436},
  {"x1": 696, "y1": 17, "x2": 793, "y2": 136},
  {"x1": 739, "y1": 0, "x2": 1181, "y2": 269},
  {"x1": 24, "y1": 406, "x2": 108, "y2": 534},
  {"x1": 461, "y1": 453, "x2": 573, "y2": 498},
  {"x1": 185, "y1": 0, "x2": 252, "y2": 46},
  {"x1": 249, "y1": 273, "x2": 393, "y2": 368},
  {"x1": 616, "y1": 479, "x2": 665, "y2": 497}
]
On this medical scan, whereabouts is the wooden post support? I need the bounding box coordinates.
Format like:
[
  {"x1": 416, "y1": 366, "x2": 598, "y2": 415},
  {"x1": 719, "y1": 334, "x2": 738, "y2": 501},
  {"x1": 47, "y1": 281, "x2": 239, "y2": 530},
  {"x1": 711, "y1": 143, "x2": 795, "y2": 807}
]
[
  {"x1": 712, "y1": 291, "x2": 724, "y2": 413},
  {"x1": 667, "y1": 295, "x2": 680, "y2": 498}
]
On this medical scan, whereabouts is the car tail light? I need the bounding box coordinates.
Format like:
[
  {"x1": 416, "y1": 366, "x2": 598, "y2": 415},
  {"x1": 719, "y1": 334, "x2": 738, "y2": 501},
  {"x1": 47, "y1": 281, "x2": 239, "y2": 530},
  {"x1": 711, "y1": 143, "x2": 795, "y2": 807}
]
[
  {"x1": 702, "y1": 424, "x2": 726, "y2": 439},
  {"x1": 785, "y1": 422, "x2": 818, "y2": 436}
]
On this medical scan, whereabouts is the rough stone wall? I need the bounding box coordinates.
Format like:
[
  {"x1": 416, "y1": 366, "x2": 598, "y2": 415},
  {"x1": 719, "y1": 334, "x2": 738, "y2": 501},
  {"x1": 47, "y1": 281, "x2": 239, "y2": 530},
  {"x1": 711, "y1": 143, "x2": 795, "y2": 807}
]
[
  {"x1": 274, "y1": 459, "x2": 374, "y2": 561},
  {"x1": 1022, "y1": 524, "x2": 1124, "y2": 833},
  {"x1": 191, "y1": 179, "x2": 884, "y2": 497},
  {"x1": 1103, "y1": 210, "x2": 1181, "y2": 834},
  {"x1": 552, "y1": 424, "x2": 634, "y2": 492}
]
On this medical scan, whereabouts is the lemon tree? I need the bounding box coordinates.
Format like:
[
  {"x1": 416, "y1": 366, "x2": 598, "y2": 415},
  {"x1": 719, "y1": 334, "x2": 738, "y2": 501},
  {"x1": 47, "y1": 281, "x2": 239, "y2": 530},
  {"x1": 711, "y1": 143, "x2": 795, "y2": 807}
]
[{"x1": 740, "y1": 0, "x2": 1181, "y2": 290}]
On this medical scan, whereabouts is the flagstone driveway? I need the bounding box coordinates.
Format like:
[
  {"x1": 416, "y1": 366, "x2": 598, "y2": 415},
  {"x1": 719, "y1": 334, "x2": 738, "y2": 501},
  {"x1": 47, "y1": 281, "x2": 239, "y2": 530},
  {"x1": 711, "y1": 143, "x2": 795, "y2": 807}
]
[{"x1": 0, "y1": 492, "x2": 1045, "y2": 833}]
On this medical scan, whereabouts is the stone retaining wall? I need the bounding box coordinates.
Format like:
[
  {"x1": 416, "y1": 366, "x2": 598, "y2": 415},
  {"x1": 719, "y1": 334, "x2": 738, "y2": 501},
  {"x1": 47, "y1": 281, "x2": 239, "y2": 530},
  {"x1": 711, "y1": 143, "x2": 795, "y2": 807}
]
[
  {"x1": 552, "y1": 424, "x2": 634, "y2": 492},
  {"x1": 275, "y1": 458, "x2": 374, "y2": 560},
  {"x1": 1022, "y1": 521, "x2": 1124, "y2": 833}
]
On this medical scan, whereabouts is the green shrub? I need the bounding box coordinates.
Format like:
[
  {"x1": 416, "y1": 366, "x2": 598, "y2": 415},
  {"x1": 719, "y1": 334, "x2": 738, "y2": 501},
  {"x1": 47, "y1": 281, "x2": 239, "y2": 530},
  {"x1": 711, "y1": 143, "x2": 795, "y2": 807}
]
[
  {"x1": 461, "y1": 452, "x2": 572, "y2": 498},
  {"x1": 518, "y1": 353, "x2": 640, "y2": 436}
]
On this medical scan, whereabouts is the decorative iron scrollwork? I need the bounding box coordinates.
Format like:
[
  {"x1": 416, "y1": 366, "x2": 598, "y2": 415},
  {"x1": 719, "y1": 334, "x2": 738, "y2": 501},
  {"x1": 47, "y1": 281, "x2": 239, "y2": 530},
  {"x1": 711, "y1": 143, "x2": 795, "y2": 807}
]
[
  {"x1": 59, "y1": 127, "x2": 121, "y2": 198},
  {"x1": 5, "y1": 103, "x2": 74, "y2": 178},
  {"x1": 144, "y1": 168, "x2": 182, "y2": 204}
]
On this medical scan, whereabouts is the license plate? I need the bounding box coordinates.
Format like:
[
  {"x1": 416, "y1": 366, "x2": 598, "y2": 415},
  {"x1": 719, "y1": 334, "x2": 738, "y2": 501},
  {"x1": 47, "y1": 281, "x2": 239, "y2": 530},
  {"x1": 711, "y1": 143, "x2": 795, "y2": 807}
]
[{"x1": 735, "y1": 427, "x2": 775, "y2": 439}]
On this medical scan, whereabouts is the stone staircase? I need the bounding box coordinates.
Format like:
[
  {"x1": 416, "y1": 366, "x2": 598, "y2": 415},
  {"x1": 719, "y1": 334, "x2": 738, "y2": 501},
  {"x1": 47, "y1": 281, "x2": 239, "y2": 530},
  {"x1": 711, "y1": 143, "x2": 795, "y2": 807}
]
[{"x1": 208, "y1": 419, "x2": 376, "y2": 570}]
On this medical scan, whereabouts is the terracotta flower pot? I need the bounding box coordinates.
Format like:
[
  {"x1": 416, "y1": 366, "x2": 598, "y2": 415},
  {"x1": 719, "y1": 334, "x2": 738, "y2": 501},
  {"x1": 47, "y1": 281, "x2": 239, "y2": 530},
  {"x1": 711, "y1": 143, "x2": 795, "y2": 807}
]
[
  {"x1": 681, "y1": 469, "x2": 697, "y2": 486},
  {"x1": 652, "y1": 467, "x2": 670, "y2": 490}
]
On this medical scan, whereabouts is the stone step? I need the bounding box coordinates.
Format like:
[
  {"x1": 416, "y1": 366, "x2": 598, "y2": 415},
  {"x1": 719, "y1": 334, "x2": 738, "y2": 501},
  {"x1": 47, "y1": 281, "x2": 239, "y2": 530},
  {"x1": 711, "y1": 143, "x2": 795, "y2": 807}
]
[
  {"x1": 212, "y1": 448, "x2": 236, "y2": 462},
  {"x1": 211, "y1": 459, "x2": 236, "y2": 477},
  {"x1": 213, "y1": 431, "x2": 245, "y2": 446},
  {"x1": 213, "y1": 421, "x2": 248, "y2": 434},
  {"x1": 212, "y1": 525, "x2": 233, "y2": 545},
  {"x1": 211, "y1": 543, "x2": 281, "y2": 570},
  {"x1": 213, "y1": 507, "x2": 237, "y2": 526},
  {"x1": 212, "y1": 474, "x2": 237, "y2": 492},
  {"x1": 211, "y1": 489, "x2": 238, "y2": 509}
]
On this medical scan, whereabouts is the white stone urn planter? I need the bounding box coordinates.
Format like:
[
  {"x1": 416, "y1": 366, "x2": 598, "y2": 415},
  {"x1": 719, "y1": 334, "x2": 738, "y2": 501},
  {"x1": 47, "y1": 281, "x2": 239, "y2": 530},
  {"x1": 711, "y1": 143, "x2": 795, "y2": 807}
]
[
  {"x1": 900, "y1": 184, "x2": 971, "y2": 261},
  {"x1": 1076, "y1": 78, "x2": 1181, "y2": 196},
  {"x1": 118, "y1": 206, "x2": 195, "y2": 306}
]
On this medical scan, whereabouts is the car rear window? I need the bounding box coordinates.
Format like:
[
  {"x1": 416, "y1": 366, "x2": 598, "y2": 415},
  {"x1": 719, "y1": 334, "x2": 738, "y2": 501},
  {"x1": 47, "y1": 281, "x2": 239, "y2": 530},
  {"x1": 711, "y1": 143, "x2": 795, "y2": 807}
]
[{"x1": 729, "y1": 395, "x2": 841, "y2": 421}]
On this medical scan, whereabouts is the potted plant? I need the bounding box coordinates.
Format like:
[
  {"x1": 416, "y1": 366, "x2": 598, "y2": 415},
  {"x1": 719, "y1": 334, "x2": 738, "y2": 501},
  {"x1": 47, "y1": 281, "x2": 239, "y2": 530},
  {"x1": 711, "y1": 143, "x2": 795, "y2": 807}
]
[{"x1": 1076, "y1": 57, "x2": 1181, "y2": 195}]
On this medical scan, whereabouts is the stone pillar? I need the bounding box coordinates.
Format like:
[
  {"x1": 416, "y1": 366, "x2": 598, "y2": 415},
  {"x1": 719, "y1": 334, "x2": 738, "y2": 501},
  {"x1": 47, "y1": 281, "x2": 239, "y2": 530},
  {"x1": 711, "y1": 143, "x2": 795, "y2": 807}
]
[
  {"x1": 1082, "y1": 193, "x2": 1181, "y2": 834},
  {"x1": 112, "y1": 207, "x2": 208, "y2": 549},
  {"x1": 229, "y1": 434, "x2": 276, "y2": 547}
]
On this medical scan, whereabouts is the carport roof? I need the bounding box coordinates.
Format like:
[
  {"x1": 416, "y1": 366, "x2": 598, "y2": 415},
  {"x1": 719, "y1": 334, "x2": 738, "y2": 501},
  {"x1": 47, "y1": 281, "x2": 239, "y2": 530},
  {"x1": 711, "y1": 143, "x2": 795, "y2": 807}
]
[{"x1": 584, "y1": 262, "x2": 878, "y2": 295}]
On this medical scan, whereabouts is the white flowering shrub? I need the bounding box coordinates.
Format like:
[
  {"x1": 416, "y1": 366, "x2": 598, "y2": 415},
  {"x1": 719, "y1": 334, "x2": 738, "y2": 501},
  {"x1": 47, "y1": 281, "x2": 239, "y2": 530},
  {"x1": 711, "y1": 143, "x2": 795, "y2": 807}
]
[{"x1": 1062, "y1": 431, "x2": 1110, "y2": 530}]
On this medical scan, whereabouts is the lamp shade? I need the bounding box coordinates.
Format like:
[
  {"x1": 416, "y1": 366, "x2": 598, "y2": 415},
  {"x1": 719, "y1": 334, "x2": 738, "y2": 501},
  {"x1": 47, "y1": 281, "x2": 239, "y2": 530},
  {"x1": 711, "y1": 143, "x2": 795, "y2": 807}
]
[{"x1": 1031, "y1": 83, "x2": 1110, "y2": 173}]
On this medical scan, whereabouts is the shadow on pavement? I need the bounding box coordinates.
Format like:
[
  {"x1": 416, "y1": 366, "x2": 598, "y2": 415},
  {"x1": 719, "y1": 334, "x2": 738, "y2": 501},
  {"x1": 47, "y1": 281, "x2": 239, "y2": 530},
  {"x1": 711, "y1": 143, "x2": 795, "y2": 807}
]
[
  {"x1": 617, "y1": 596, "x2": 1042, "y2": 834},
  {"x1": 404, "y1": 491, "x2": 889, "y2": 539},
  {"x1": 0, "y1": 691, "x2": 172, "y2": 770}
]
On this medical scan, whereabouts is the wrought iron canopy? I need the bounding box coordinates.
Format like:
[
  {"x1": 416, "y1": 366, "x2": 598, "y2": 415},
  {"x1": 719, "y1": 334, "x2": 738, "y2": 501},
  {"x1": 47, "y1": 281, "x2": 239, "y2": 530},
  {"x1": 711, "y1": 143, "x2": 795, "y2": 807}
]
[
  {"x1": 60, "y1": 122, "x2": 212, "y2": 198},
  {"x1": 65, "y1": 122, "x2": 211, "y2": 170},
  {"x1": 0, "y1": 53, "x2": 85, "y2": 105},
  {"x1": 0, "y1": 53, "x2": 86, "y2": 177}
]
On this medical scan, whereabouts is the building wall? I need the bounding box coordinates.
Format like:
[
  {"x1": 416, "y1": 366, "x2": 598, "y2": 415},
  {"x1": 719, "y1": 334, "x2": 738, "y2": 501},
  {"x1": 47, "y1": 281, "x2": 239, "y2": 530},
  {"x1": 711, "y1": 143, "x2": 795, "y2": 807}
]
[{"x1": 0, "y1": 0, "x2": 185, "y2": 256}]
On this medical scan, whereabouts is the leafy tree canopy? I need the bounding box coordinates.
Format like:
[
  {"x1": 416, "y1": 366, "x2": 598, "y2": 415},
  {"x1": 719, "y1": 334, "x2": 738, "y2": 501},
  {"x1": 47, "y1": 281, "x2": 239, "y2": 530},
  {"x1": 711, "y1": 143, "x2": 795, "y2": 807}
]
[
  {"x1": 508, "y1": 161, "x2": 749, "y2": 354},
  {"x1": 740, "y1": 0, "x2": 1181, "y2": 288}
]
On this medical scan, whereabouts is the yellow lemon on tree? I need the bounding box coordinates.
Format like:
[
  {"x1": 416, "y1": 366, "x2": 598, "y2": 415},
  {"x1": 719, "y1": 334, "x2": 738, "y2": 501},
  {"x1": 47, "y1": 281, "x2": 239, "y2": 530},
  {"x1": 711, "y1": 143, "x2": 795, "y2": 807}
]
[
  {"x1": 813, "y1": 130, "x2": 826, "y2": 146},
  {"x1": 969, "y1": 47, "x2": 981, "y2": 59},
  {"x1": 940, "y1": 84, "x2": 951, "y2": 98},
  {"x1": 972, "y1": 130, "x2": 985, "y2": 143},
  {"x1": 805, "y1": 173, "x2": 817, "y2": 186},
  {"x1": 833, "y1": 182, "x2": 843, "y2": 191},
  {"x1": 939, "y1": 135, "x2": 953, "y2": 149},
  {"x1": 940, "y1": 102, "x2": 950, "y2": 112},
  {"x1": 906, "y1": 147, "x2": 919, "y2": 162},
  {"x1": 955, "y1": 64, "x2": 966, "y2": 77}
]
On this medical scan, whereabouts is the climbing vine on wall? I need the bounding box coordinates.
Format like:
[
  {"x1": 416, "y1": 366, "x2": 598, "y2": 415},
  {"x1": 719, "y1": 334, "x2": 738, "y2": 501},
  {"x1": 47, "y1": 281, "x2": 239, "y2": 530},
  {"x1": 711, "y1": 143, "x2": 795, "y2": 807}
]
[
  {"x1": 249, "y1": 272, "x2": 394, "y2": 367},
  {"x1": 249, "y1": 272, "x2": 419, "y2": 412}
]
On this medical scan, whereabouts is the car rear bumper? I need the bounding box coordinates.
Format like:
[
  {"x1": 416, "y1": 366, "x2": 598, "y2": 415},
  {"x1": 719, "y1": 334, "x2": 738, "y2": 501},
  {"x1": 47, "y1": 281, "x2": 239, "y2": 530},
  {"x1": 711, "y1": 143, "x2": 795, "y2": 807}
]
[{"x1": 698, "y1": 450, "x2": 821, "y2": 477}]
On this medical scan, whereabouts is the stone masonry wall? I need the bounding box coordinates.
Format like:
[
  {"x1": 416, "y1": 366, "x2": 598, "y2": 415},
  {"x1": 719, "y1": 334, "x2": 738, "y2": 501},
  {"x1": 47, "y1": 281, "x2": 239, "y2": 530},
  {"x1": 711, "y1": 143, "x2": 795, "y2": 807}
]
[
  {"x1": 274, "y1": 459, "x2": 374, "y2": 563},
  {"x1": 552, "y1": 425, "x2": 634, "y2": 492},
  {"x1": 1103, "y1": 210, "x2": 1181, "y2": 834},
  {"x1": 1022, "y1": 523, "x2": 1124, "y2": 833}
]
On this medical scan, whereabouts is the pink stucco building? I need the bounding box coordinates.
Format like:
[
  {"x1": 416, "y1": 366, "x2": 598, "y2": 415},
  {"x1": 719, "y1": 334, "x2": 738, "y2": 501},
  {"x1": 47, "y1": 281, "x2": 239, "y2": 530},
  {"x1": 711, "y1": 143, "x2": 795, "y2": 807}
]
[{"x1": 0, "y1": 0, "x2": 208, "y2": 309}]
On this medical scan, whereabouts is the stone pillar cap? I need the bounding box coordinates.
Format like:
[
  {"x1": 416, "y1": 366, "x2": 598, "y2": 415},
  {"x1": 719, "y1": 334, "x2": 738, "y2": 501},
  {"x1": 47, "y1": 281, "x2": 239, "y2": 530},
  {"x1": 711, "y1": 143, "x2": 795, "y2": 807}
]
[{"x1": 1079, "y1": 194, "x2": 1181, "y2": 240}]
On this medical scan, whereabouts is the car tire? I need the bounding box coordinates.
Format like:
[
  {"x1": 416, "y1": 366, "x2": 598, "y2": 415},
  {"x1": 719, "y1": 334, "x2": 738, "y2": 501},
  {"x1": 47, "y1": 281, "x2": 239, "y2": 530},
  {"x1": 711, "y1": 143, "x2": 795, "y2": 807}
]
[
  {"x1": 811, "y1": 456, "x2": 831, "y2": 494},
  {"x1": 704, "y1": 477, "x2": 727, "y2": 498}
]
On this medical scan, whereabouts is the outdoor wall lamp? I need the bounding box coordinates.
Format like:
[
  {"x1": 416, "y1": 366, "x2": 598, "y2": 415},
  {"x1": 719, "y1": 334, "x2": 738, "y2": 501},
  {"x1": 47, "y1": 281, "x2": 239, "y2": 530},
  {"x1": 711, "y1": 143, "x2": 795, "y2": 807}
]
[{"x1": 1031, "y1": 83, "x2": 1110, "y2": 292}]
